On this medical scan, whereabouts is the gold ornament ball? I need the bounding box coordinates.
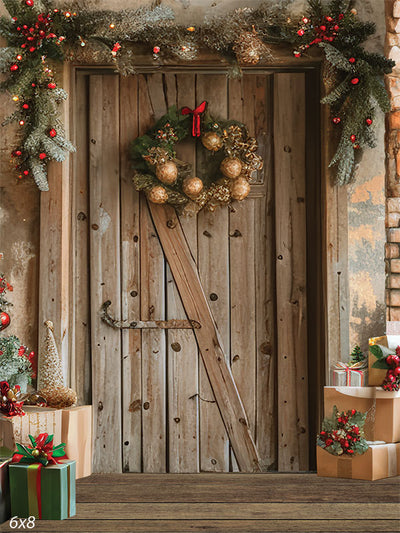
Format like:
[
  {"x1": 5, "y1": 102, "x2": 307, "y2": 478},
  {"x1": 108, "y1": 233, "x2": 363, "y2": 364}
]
[
  {"x1": 182, "y1": 177, "x2": 204, "y2": 197},
  {"x1": 220, "y1": 157, "x2": 243, "y2": 179},
  {"x1": 201, "y1": 132, "x2": 223, "y2": 152},
  {"x1": 148, "y1": 186, "x2": 168, "y2": 204},
  {"x1": 156, "y1": 161, "x2": 178, "y2": 185},
  {"x1": 31, "y1": 448, "x2": 40, "y2": 458},
  {"x1": 230, "y1": 177, "x2": 251, "y2": 201},
  {"x1": 6, "y1": 390, "x2": 15, "y2": 400}
]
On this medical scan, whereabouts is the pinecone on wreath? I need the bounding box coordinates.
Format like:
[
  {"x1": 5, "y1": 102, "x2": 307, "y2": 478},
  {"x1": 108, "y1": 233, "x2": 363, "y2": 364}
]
[{"x1": 38, "y1": 320, "x2": 77, "y2": 408}]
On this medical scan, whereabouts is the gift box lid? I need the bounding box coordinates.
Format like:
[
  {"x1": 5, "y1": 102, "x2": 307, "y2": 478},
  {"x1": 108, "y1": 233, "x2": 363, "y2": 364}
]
[{"x1": 324, "y1": 386, "x2": 400, "y2": 399}]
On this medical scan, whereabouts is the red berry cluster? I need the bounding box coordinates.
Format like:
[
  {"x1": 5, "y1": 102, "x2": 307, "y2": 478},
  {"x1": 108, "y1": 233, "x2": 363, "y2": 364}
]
[
  {"x1": 319, "y1": 409, "x2": 362, "y2": 455},
  {"x1": 15, "y1": 12, "x2": 58, "y2": 54},
  {"x1": 294, "y1": 13, "x2": 344, "y2": 57},
  {"x1": 0, "y1": 276, "x2": 13, "y2": 295},
  {"x1": 16, "y1": 345, "x2": 37, "y2": 379},
  {"x1": 382, "y1": 347, "x2": 400, "y2": 391}
]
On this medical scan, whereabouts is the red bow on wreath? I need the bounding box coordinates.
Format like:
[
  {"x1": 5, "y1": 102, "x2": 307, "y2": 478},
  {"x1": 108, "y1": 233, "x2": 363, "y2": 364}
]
[{"x1": 181, "y1": 101, "x2": 207, "y2": 137}]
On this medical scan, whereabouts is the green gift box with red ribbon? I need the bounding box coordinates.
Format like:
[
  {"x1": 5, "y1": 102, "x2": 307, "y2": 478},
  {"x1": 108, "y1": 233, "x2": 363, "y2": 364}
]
[{"x1": 8, "y1": 433, "x2": 76, "y2": 520}]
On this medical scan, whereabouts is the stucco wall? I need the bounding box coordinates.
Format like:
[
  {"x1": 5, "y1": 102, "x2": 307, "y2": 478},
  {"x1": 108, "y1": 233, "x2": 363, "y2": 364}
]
[{"x1": 0, "y1": 0, "x2": 387, "y2": 358}]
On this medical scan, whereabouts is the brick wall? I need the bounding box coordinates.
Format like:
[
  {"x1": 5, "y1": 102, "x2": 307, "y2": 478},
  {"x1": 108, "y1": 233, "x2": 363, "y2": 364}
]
[{"x1": 385, "y1": 0, "x2": 400, "y2": 321}]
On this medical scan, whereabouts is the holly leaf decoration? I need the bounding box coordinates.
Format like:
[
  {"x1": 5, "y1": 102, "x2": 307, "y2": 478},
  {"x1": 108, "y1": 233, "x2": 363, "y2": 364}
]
[
  {"x1": 28, "y1": 434, "x2": 36, "y2": 448},
  {"x1": 369, "y1": 344, "x2": 395, "y2": 359},
  {"x1": 16, "y1": 442, "x2": 33, "y2": 458},
  {"x1": 52, "y1": 443, "x2": 66, "y2": 457},
  {"x1": 372, "y1": 359, "x2": 390, "y2": 369},
  {"x1": 44, "y1": 434, "x2": 53, "y2": 445}
]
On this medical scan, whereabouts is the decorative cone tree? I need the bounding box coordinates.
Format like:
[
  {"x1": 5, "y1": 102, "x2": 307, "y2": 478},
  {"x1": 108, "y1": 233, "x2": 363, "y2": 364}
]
[{"x1": 38, "y1": 320, "x2": 77, "y2": 408}]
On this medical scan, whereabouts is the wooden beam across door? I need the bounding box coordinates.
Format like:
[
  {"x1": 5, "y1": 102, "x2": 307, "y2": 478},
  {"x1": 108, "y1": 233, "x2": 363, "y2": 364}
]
[{"x1": 148, "y1": 202, "x2": 261, "y2": 473}]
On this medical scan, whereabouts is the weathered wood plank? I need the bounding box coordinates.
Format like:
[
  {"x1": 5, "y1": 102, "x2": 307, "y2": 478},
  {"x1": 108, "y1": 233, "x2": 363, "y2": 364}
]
[
  {"x1": 120, "y1": 75, "x2": 142, "y2": 473},
  {"x1": 228, "y1": 75, "x2": 257, "y2": 472},
  {"x1": 274, "y1": 73, "x2": 309, "y2": 471},
  {"x1": 16, "y1": 519, "x2": 396, "y2": 533},
  {"x1": 167, "y1": 72, "x2": 200, "y2": 473},
  {"x1": 148, "y1": 202, "x2": 261, "y2": 472},
  {"x1": 139, "y1": 74, "x2": 166, "y2": 473},
  {"x1": 70, "y1": 71, "x2": 91, "y2": 405},
  {"x1": 89, "y1": 75, "x2": 122, "y2": 473},
  {"x1": 196, "y1": 74, "x2": 231, "y2": 472},
  {"x1": 254, "y1": 75, "x2": 277, "y2": 471}
]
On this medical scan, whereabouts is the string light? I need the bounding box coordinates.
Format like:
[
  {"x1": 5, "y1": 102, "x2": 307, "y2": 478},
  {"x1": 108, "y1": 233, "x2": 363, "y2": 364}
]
[
  {"x1": 19, "y1": 120, "x2": 25, "y2": 126},
  {"x1": 12, "y1": 95, "x2": 19, "y2": 102},
  {"x1": 109, "y1": 23, "x2": 115, "y2": 29},
  {"x1": 187, "y1": 26, "x2": 195, "y2": 32}
]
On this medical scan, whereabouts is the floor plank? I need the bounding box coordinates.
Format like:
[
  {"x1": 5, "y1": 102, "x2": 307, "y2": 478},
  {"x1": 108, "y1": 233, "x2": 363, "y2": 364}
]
[{"x1": 1, "y1": 474, "x2": 399, "y2": 532}]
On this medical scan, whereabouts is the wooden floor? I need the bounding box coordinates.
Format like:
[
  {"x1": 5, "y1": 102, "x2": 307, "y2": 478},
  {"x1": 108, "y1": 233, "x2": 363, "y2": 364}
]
[{"x1": 1, "y1": 473, "x2": 399, "y2": 532}]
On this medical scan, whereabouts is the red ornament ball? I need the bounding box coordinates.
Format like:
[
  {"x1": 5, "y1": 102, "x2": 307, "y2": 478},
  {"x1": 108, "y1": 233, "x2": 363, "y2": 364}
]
[
  {"x1": 29, "y1": 46, "x2": 36, "y2": 53},
  {"x1": 349, "y1": 57, "x2": 356, "y2": 64},
  {"x1": 351, "y1": 77, "x2": 359, "y2": 85},
  {"x1": 14, "y1": 150, "x2": 22, "y2": 157},
  {"x1": 350, "y1": 134, "x2": 356, "y2": 142},
  {"x1": 39, "y1": 152, "x2": 46, "y2": 160},
  {"x1": 297, "y1": 29, "x2": 305, "y2": 36},
  {"x1": 23, "y1": 170, "x2": 29, "y2": 176},
  {"x1": 22, "y1": 103, "x2": 29, "y2": 109},
  {"x1": 49, "y1": 128, "x2": 57, "y2": 138},
  {"x1": 26, "y1": 0, "x2": 34, "y2": 5},
  {"x1": 31, "y1": 83, "x2": 36, "y2": 87},
  {"x1": 319, "y1": 25, "x2": 326, "y2": 31},
  {"x1": 0, "y1": 312, "x2": 11, "y2": 331},
  {"x1": 366, "y1": 118, "x2": 373, "y2": 126},
  {"x1": 325, "y1": 16, "x2": 333, "y2": 22},
  {"x1": 153, "y1": 46, "x2": 160, "y2": 54},
  {"x1": 10, "y1": 64, "x2": 18, "y2": 72},
  {"x1": 332, "y1": 117, "x2": 341, "y2": 124},
  {"x1": 47, "y1": 82, "x2": 56, "y2": 89},
  {"x1": 333, "y1": 24, "x2": 340, "y2": 31}
]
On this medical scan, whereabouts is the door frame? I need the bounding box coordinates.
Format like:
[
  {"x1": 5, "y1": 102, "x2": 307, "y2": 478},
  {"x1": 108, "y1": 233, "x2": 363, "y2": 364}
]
[{"x1": 37, "y1": 51, "x2": 348, "y2": 469}]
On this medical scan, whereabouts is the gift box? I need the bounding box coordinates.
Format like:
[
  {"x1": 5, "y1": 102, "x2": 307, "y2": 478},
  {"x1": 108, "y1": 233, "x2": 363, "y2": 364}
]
[
  {"x1": 317, "y1": 442, "x2": 400, "y2": 480},
  {"x1": 369, "y1": 335, "x2": 400, "y2": 386},
  {"x1": 0, "y1": 407, "x2": 62, "y2": 457},
  {"x1": 62, "y1": 405, "x2": 92, "y2": 479},
  {"x1": 9, "y1": 460, "x2": 76, "y2": 520},
  {"x1": 324, "y1": 386, "x2": 400, "y2": 443},
  {"x1": 0, "y1": 458, "x2": 11, "y2": 524},
  {"x1": 331, "y1": 361, "x2": 368, "y2": 386}
]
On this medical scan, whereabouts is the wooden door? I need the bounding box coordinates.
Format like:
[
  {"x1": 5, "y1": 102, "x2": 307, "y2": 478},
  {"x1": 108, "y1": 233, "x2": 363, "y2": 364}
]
[{"x1": 71, "y1": 69, "x2": 322, "y2": 473}]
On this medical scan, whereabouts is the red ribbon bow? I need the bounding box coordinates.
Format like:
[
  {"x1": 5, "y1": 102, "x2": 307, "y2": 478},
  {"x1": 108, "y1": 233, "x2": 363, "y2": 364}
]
[{"x1": 181, "y1": 101, "x2": 207, "y2": 137}]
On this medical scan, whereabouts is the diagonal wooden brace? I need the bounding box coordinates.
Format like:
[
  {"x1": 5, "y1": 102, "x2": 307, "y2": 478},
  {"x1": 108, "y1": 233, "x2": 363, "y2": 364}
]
[{"x1": 148, "y1": 202, "x2": 261, "y2": 473}]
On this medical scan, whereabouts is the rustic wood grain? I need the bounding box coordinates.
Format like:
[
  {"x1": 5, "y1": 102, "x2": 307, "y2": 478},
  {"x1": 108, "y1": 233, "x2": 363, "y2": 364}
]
[
  {"x1": 274, "y1": 73, "x2": 309, "y2": 471},
  {"x1": 89, "y1": 75, "x2": 122, "y2": 473},
  {"x1": 148, "y1": 202, "x2": 261, "y2": 472},
  {"x1": 166, "y1": 73, "x2": 200, "y2": 473},
  {"x1": 70, "y1": 71, "x2": 91, "y2": 405},
  {"x1": 196, "y1": 74, "x2": 231, "y2": 472},
  {"x1": 119, "y1": 75, "x2": 142, "y2": 473}
]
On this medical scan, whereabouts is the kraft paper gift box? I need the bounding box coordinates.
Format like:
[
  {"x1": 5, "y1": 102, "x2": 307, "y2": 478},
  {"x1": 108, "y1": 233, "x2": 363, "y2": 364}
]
[
  {"x1": 9, "y1": 460, "x2": 76, "y2": 520},
  {"x1": 369, "y1": 335, "x2": 400, "y2": 386},
  {"x1": 324, "y1": 386, "x2": 400, "y2": 443},
  {"x1": 62, "y1": 405, "x2": 92, "y2": 479},
  {"x1": 0, "y1": 408, "x2": 62, "y2": 457},
  {"x1": 317, "y1": 442, "x2": 400, "y2": 480},
  {"x1": 0, "y1": 458, "x2": 11, "y2": 524}
]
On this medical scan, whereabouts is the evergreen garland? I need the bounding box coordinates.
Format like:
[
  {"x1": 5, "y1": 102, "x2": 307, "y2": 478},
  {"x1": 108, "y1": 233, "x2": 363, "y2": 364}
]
[
  {"x1": 0, "y1": 0, "x2": 394, "y2": 190},
  {"x1": 0, "y1": 335, "x2": 34, "y2": 387}
]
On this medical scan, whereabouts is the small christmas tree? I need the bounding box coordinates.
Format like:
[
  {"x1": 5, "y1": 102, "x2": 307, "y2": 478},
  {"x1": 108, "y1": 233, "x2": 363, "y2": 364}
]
[
  {"x1": 0, "y1": 264, "x2": 35, "y2": 392},
  {"x1": 350, "y1": 345, "x2": 365, "y2": 364}
]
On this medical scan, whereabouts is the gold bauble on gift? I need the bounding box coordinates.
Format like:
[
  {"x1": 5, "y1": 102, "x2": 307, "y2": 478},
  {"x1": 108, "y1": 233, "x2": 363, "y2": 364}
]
[
  {"x1": 182, "y1": 177, "x2": 204, "y2": 198},
  {"x1": 201, "y1": 132, "x2": 223, "y2": 152},
  {"x1": 220, "y1": 157, "x2": 243, "y2": 179},
  {"x1": 156, "y1": 161, "x2": 178, "y2": 185},
  {"x1": 148, "y1": 185, "x2": 168, "y2": 204},
  {"x1": 230, "y1": 177, "x2": 251, "y2": 201},
  {"x1": 31, "y1": 448, "x2": 40, "y2": 458}
]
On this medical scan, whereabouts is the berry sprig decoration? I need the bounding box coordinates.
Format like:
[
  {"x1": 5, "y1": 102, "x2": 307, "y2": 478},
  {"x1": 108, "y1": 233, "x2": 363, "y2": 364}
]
[
  {"x1": 317, "y1": 406, "x2": 369, "y2": 456},
  {"x1": 293, "y1": 0, "x2": 394, "y2": 185},
  {"x1": 0, "y1": 273, "x2": 13, "y2": 332},
  {"x1": 0, "y1": 380, "x2": 24, "y2": 417},
  {"x1": 369, "y1": 344, "x2": 400, "y2": 391},
  {"x1": 0, "y1": 0, "x2": 394, "y2": 190}
]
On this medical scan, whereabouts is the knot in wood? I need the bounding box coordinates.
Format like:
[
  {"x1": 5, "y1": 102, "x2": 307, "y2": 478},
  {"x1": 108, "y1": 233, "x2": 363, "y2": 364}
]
[
  {"x1": 232, "y1": 355, "x2": 240, "y2": 362},
  {"x1": 174, "y1": 417, "x2": 180, "y2": 423},
  {"x1": 203, "y1": 230, "x2": 212, "y2": 238},
  {"x1": 91, "y1": 223, "x2": 99, "y2": 231},
  {"x1": 98, "y1": 401, "x2": 103, "y2": 411},
  {"x1": 171, "y1": 342, "x2": 181, "y2": 352},
  {"x1": 130, "y1": 290, "x2": 138, "y2": 297},
  {"x1": 166, "y1": 219, "x2": 177, "y2": 229},
  {"x1": 211, "y1": 459, "x2": 217, "y2": 465},
  {"x1": 77, "y1": 211, "x2": 87, "y2": 221},
  {"x1": 210, "y1": 293, "x2": 218, "y2": 301},
  {"x1": 283, "y1": 145, "x2": 291, "y2": 153},
  {"x1": 143, "y1": 402, "x2": 150, "y2": 410},
  {"x1": 239, "y1": 417, "x2": 247, "y2": 426},
  {"x1": 277, "y1": 255, "x2": 283, "y2": 260},
  {"x1": 230, "y1": 229, "x2": 242, "y2": 238}
]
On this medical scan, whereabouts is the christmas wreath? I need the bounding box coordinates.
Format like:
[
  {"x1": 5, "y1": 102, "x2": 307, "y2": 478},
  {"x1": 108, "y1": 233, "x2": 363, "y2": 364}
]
[
  {"x1": 131, "y1": 103, "x2": 262, "y2": 213},
  {"x1": 0, "y1": 0, "x2": 394, "y2": 190}
]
